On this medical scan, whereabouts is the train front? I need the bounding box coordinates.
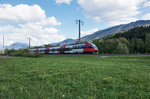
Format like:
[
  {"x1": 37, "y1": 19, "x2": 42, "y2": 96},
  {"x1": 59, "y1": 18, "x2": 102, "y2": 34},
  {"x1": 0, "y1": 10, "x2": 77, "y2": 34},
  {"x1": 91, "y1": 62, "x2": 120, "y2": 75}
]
[
  {"x1": 90, "y1": 43, "x2": 99, "y2": 53},
  {"x1": 83, "y1": 42, "x2": 99, "y2": 54}
]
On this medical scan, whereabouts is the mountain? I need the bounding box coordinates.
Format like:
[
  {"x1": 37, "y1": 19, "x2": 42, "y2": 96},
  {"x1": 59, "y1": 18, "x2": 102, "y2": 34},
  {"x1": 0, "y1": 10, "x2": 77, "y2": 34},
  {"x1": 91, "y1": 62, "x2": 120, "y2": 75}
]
[
  {"x1": 52, "y1": 20, "x2": 150, "y2": 45},
  {"x1": 81, "y1": 20, "x2": 150, "y2": 41},
  {"x1": 6, "y1": 42, "x2": 28, "y2": 50},
  {"x1": 51, "y1": 38, "x2": 76, "y2": 46}
]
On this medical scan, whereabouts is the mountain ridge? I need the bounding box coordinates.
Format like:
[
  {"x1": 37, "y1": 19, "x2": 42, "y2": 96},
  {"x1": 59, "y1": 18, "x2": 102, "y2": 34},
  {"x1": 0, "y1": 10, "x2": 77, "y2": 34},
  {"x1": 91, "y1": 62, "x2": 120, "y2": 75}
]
[
  {"x1": 6, "y1": 42, "x2": 28, "y2": 50},
  {"x1": 53, "y1": 20, "x2": 150, "y2": 45},
  {"x1": 81, "y1": 20, "x2": 150, "y2": 41}
]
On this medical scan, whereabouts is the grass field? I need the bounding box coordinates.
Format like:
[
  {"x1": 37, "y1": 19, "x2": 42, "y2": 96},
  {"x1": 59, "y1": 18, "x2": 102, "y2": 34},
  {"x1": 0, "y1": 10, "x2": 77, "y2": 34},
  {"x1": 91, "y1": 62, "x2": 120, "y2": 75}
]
[{"x1": 0, "y1": 55, "x2": 150, "y2": 99}]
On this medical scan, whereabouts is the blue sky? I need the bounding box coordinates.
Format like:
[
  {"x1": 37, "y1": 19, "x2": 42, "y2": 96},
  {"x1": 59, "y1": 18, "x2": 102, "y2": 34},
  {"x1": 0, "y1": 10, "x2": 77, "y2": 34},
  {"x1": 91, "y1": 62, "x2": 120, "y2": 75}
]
[{"x1": 0, "y1": 0, "x2": 150, "y2": 46}]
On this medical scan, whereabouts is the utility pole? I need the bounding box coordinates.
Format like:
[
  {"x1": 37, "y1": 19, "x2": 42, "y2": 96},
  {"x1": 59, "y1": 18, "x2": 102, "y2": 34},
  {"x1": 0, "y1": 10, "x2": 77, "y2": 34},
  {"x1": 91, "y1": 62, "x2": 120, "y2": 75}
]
[
  {"x1": 76, "y1": 20, "x2": 84, "y2": 44},
  {"x1": 13, "y1": 44, "x2": 16, "y2": 50},
  {"x1": 3, "y1": 35, "x2": 4, "y2": 54},
  {"x1": 28, "y1": 37, "x2": 31, "y2": 48}
]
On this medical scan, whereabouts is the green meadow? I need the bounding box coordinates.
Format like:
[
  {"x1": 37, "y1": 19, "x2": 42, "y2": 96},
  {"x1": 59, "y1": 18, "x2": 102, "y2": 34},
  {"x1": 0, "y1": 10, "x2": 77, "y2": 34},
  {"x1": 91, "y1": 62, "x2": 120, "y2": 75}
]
[{"x1": 0, "y1": 55, "x2": 150, "y2": 99}]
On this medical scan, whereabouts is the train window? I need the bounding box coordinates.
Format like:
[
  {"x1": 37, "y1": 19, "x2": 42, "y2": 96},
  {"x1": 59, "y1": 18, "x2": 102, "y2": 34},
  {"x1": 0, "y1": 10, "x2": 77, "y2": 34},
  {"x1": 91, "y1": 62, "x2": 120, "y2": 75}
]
[
  {"x1": 73, "y1": 46, "x2": 77, "y2": 49},
  {"x1": 91, "y1": 44, "x2": 98, "y2": 49},
  {"x1": 33, "y1": 50, "x2": 36, "y2": 52},
  {"x1": 44, "y1": 49, "x2": 50, "y2": 52},
  {"x1": 50, "y1": 49, "x2": 56, "y2": 51},
  {"x1": 73, "y1": 46, "x2": 82, "y2": 49},
  {"x1": 39, "y1": 50, "x2": 43, "y2": 52},
  {"x1": 30, "y1": 49, "x2": 36, "y2": 52},
  {"x1": 57, "y1": 49, "x2": 60, "y2": 51},
  {"x1": 66, "y1": 48, "x2": 72, "y2": 51},
  {"x1": 68, "y1": 48, "x2": 72, "y2": 51},
  {"x1": 33, "y1": 50, "x2": 39, "y2": 53},
  {"x1": 60, "y1": 48, "x2": 63, "y2": 51},
  {"x1": 64, "y1": 48, "x2": 69, "y2": 51},
  {"x1": 33, "y1": 49, "x2": 38, "y2": 52},
  {"x1": 82, "y1": 45, "x2": 93, "y2": 48},
  {"x1": 88, "y1": 45, "x2": 93, "y2": 48},
  {"x1": 59, "y1": 48, "x2": 71, "y2": 51}
]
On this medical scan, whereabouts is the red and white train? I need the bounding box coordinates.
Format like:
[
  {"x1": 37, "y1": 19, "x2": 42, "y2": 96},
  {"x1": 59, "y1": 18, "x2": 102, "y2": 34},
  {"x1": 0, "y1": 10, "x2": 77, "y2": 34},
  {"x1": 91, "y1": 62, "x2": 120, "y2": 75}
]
[{"x1": 29, "y1": 42, "x2": 99, "y2": 54}]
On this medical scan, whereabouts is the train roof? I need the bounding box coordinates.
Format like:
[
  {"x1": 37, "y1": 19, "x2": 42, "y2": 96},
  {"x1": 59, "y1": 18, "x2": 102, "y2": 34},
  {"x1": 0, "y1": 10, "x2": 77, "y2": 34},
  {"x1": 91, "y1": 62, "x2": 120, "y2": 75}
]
[
  {"x1": 66, "y1": 42, "x2": 93, "y2": 46},
  {"x1": 30, "y1": 42, "x2": 95, "y2": 49}
]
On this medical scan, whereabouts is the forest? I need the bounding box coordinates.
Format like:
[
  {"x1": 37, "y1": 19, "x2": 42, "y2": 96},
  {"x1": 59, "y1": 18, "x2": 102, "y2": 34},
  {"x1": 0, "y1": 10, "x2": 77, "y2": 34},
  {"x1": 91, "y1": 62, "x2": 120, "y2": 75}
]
[{"x1": 92, "y1": 26, "x2": 150, "y2": 54}]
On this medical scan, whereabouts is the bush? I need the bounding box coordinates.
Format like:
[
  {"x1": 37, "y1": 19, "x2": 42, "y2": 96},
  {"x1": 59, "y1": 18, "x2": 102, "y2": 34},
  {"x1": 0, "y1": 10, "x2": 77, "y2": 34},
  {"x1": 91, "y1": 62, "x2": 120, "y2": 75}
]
[
  {"x1": 114, "y1": 43, "x2": 129, "y2": 54},
  {"x1": 7, "y1": 49, "x2": 42, "y2": 58},
  {"x1": 93, "y1": 37, "x2": 130, "y2": 54},
  {"x1": 24, "y1": 53, "x2": 42, "y2": 58}
]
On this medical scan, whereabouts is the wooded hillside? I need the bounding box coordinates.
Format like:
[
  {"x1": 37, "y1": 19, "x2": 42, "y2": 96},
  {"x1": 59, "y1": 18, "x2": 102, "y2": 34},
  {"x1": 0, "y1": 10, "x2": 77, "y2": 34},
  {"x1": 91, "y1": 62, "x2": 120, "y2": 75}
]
[{"x1": 93, "y1": 26, "x2": 150, "y2": 54}]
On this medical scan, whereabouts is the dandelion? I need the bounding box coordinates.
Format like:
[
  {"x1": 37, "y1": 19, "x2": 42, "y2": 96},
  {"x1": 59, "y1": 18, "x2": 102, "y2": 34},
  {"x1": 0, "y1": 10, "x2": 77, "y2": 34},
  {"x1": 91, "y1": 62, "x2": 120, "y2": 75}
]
[{"x1": 62, "y1": 94, "x2": 65, "y2": 98}]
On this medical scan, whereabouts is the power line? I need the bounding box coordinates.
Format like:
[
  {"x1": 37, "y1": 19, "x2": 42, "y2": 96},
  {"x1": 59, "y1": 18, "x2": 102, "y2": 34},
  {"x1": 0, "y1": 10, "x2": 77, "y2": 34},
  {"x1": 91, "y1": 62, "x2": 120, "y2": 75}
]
[{"x1": 76, "y1": 20, "x2": 84, "y2": 43}]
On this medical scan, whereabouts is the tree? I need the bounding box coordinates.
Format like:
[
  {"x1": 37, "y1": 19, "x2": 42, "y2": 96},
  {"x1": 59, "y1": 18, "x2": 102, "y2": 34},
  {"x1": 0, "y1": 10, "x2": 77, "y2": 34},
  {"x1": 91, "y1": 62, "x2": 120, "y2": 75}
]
[
  {"x1": 129, "y1": 38, "x2": 145, "y2": 53},
  {"x1": 118, "y1": 37, "x2": 129, "y2": 45},
  {"x1": 93, "y1": 38, "x2": 130, "y2": 54},
  {"x1": 114, "y1": 43, "x2": 129, "y2": 54},
  {"x1": 135, "y1": 38, "x2": 145, "y2": 53},
  {"x1": 129, "y1": 38, "x2": 136, "y2": 53},
  {"x1": 56, "y1": 44, "x2": 60, "y2": 46},
  {"x1": 93, "y1": 39, "x2": 100, "y2": 47},
  {"x1": 0, "y1": 50, "x2": 2, "y2": 54},
  {"x1": 44, "y1": 44, "x2": 51, "y2": 47},
  {"x1": 145, "y1": 33, "x2": 150, "y2": 53},
  {"x1": 105, "y1": 39, "x2": 118, "y2": 53},
  {"x1": 4, "y1": 48, "x2": 9, "y2": 54},
  {"x1": 98, "y1": 40, "x2": 105, "y2": 54},
  {"x1": 31, "y1": 46, "x2": 43, "y2": 48}
]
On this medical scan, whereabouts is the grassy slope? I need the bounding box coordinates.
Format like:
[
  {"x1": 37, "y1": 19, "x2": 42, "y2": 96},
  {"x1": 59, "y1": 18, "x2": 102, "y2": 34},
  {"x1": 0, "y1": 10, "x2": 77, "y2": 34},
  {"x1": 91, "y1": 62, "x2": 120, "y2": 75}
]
[{"x1": 0, "y1": 55, "x2": 150, "y2": 99}]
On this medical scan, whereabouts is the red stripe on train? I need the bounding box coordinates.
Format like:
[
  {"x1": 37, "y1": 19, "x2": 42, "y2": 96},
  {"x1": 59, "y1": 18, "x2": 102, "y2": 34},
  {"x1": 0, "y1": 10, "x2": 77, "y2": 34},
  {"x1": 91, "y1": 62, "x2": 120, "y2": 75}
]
[
  {"x1": 83, "y1": 48, "x2": 98, "y2": 52},
  {"x1": 85, "y1": 44, "x2": 92, "y2": 46},
  {"x1": 45, "y1": 48, "x2": 50, "y2": 54},
  {"x1": 83, "y1": 44, "x2": 98, "y2": 52},
  {"x1": 60, "y1": 46, "x2": 66, "y2": 53}
]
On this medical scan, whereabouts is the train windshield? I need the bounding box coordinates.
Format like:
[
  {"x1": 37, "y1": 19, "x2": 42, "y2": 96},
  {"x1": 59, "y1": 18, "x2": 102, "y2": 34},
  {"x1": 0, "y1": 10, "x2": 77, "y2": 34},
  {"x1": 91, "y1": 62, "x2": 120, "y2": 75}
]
[{"x1": 89, "y1": 43, "x2": 98, "y2": 49}]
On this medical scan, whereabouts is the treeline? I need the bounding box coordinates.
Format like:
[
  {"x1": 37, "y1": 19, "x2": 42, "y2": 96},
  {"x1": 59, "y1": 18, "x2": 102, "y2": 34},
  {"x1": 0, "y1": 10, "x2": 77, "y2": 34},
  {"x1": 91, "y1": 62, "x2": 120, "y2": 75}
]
[
  {"x1": 92, "y1": 26, "x2": 150, "y2": 54},
  {"x1": 3, "y1": 48, "x2": 42, "y2": 57}
]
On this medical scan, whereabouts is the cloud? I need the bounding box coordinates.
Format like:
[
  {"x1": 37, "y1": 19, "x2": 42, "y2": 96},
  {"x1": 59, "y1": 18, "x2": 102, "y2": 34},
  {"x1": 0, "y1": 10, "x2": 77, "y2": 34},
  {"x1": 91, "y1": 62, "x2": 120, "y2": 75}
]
[
  {"x1": 56, "y1": 0, "x2": 72, "y2": 5},
  {"x1": 109, "y1": 18, "x2": 139, "y2": 26},
  {"x1": 77, "y1": 0, "x2": 146, "y2": 24},
  {"x1": 81, "y1": 28, "x2": 99, "y2": 37},
  {"x1": 0, "y1": 4, "x2": 61, "y2": 26},
  {"x1": 143, "y1": 1, "x2": 150, "y2": 7},
  {"x1": 0, "y1": 4, "x2": 65, "y2": 46},
  {"x1": 142, "y1": 13, "x2": 150, "y2": 20},
  {"x1": 0, "y1": 24, "x2": 65, "y2": 46}
]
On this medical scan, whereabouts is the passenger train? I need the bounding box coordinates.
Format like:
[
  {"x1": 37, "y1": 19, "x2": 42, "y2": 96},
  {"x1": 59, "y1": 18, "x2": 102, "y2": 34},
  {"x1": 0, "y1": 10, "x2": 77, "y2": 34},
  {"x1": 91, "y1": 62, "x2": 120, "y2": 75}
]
[{"x1": 29, "y1": 42, "x2": 99, "y2": 54}]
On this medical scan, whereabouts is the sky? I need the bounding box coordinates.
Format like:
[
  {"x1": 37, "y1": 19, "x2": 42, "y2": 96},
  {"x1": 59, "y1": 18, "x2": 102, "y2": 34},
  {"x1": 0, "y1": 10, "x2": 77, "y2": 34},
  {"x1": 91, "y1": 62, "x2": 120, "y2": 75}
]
[{"x1": 0, "y1": 0, "x2": 150, "y2": 46}]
